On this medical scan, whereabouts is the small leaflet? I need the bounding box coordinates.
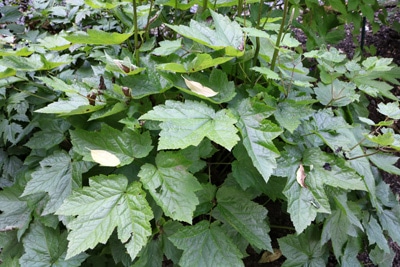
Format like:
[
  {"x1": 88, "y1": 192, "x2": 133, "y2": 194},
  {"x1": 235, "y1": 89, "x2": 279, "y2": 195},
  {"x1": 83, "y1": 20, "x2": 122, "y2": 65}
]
[
  {"x1": 296, "y1": 163, "x2": 307, "y2": 188},
  {"x1": 90, "y1": 149, "x2": 121, "y2": 167},
  {"x1": 183, "y1": 77, "x2": 218, "y2": 97}
]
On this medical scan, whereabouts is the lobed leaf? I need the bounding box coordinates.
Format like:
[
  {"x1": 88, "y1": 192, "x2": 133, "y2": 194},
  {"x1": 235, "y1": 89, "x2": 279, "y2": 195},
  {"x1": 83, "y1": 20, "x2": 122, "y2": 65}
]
[
  {"x1": 140, "y1": 100, "x2": 239, "y2": 151},
  {"x1": 211, "y1": 186, "x2": 272, "y2": 251},
  {"x1": 169, "y1": 221, "x2": 244, "y2": 267},
  {"x1": 56, "y1": 175, "x2": 153, "y2": 260},
  {"x1": 138, "y1": 151, "x2": 202, "y2": 223}
]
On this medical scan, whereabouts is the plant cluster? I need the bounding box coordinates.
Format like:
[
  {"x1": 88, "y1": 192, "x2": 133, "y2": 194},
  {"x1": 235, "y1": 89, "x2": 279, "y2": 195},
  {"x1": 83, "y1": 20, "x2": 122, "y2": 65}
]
[{"x1": 1, "y1": 0, "x2": 400, "y2": 266}]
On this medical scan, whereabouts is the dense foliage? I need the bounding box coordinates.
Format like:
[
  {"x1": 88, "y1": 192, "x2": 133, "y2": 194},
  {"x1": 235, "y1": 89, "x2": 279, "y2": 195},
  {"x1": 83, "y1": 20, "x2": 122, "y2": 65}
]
[{"x1": 1, "y1": 0, "x2": 400, "y2": 266}]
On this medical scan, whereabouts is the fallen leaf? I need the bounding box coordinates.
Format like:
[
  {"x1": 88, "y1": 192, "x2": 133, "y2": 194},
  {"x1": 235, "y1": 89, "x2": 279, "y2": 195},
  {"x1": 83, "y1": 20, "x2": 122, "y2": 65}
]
[
  {"x1": 90, "y1": 149, "x2": 121, "y2": 167},
  {"x1": 183, "y1": 77, "x2": 218, "y2": 97},
  {"x1": 296, "y1": 163, "x2": 307, "y2": 188},
  {"x1": 258, "y1": 248, "x2": 282, "y2": 263}
]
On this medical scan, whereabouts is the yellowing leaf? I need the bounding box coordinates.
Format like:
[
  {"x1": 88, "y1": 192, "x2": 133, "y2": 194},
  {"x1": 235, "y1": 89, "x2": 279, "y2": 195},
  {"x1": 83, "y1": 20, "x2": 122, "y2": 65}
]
[
  {"x1": 258, "y1": 248, "x2": 282, "y2": 263},
  {"x1": 183, "y1": 77, "x2": 218, "y2": 97},
  {"x1": 90, "y1": 149, "x2": 121, "y2": 167},
  {"x1": 296, "y1": 164, "x2": 306, "y2": 188}
]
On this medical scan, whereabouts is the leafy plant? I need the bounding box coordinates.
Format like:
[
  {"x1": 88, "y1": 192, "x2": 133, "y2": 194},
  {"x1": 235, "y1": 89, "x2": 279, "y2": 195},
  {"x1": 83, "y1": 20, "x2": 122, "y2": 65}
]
[{"x1": 1, "y1": 0, "x2": 400, "y2": 266}]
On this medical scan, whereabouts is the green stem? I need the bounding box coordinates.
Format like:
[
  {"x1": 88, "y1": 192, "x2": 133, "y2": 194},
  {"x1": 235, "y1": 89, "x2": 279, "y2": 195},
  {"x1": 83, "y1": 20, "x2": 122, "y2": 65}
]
[
  {"x1": 144, "y1": 0, "x2": 154, "y2": 40},
  {"x1": 132, "y1": 0, "x2": 140, "y2": 66},
  {"x1": 237, "y1": 0, "x2": 243, "y2": 19},
  {"x1": 270, "y1": 0, "x2": 289, "y2": 71},
  {"x1": 269, "y1": 224, "x2": 295, "y2": 231}
]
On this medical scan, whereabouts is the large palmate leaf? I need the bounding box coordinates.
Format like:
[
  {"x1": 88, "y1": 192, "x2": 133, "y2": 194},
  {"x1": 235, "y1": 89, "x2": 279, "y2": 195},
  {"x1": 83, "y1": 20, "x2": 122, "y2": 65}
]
[
  {"x1": 211, "y1": 186, "x2": 272, "y2": 251},
  {"x1": 56, "y1": 175, "x2": 153, "y2": 260},
  {"x1": 167, "y1": 10, "x2": 244, "y2": 56},
  {"x1": 321, "y1": 194, "x2": 364, "y2": 260},
  {"x1": 314, "y1": 80, "x2": 359, "y2": 107},
  {"x1": 19, "y1": 221, "x2": 88, "y2": 266},
  {"x1": 21, "y1": 151, "x2": 90, "y2": 215},
  {"x1": 234, "y1": 98, "x2": 282, "y2": 184},
  {"x1": 140, "y1": 100, "x2": 239, "y2": 151},
  {"x1": 169, "y1": 221, "x2": 244, "y2": 267},
  {"x1": 70, "y1": 124, "x2": 153, "y2": 166},
  {"x1": 279, "y1": 225, "x2": 328, "y2": 267},
  {"x1": 138, "y1": 151, "x2": 202, "y2": 223},
  {"x1": 274, "y1": 99, "x2": 314, "y2": 133}
]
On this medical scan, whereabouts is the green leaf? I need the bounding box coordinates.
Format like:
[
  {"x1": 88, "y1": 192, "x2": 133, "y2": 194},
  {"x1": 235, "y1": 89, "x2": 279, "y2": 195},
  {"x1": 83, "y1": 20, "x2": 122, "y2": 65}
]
[
  {"x1": 378, "y1": 208, "x2": 400, "y2": 245},
  {"x1": 167, "y1": 10, "x2": 244, "y2": 56},
  {"x1": 211, "y1": 186, "x2": 272, "y2": 251},
  {"x1": 278, "y1": 148, "x2": 320, "y2": 233},
  {"x1": 0, "y1": 231, "x2": 24, "y2": 262},
  {"x1": 161, "y1": 220, "x2": 183, "y2": 263},
  {"x1": 0, "y1": 183, "x2": 33, "y2": 234},
  {"x1": 88, "y1": 102, "x2": 127, "y2": 121},
  {"x1": 157, "y1": 54, "x2": 233, "y2": 73},
  {"x1": 366, "y1": 131, "x2": 394, "y2": 146},
  {"x1": 152, "y1": 39, "x2": 182, "y2": 56},
  {"x1": 368, "y1": 152, "x2": 400, "y2": 176},
  {"x1": 231, "y1": 143, "x2": 271, "y2": 194},
  {"x1": 34, "y1": 80, "x2": 105, "y2": 115},
  {"x1": 56, "y1": 175, "x2": 153, "y2": 260},
  {"x1": 314, "y1": 80, "x2": 359, "y2": 107},
  {"x1": 85, "y1": 0, "x2": 130, "y2": 8},
  {"x1": 340, "y1": 236, "x2": 362, "y2": 267},
  {"x1": 194, "y1": 183, "x2": 217, "y2": 217},
  {"x1": 278, "y1": 225, "x2": 328, "y2": 267},
  {"x1": 131, "y1": 239, "x2": 163, "y2": 267},
  {"x1": 377, "y1": 102, "x2": 400, "y2": 120},
  {"x1": 71, "y1": 125, "x2": 153, "y2": 166},
  {"x1": 65, "y1": 29, "x2": 133, "y2": 45},
  {"x1": 369, "y1": 246, "x2": 396, "y2": 267},
  {"x1": 303, "y1": 148, "x2": 367, "y2": 191},
  {"x1": 321, "y1": 194, "x2": 363, "y2": 260},
  {"x1": 363, "y1": 215, "x2": 390, "y2": 253},
  {"x1": 169, "y1": 221, "x2": 244, "y2": 267},
  {"x1": 251, "y1": 66, "x2": 280, "y2": 81},
  {"x1": 21, "y1": 151, "x2": 88, "y2": 215},
  {"x1": 20, "y1": 221, "x2": 88, "y2": 266},
  {"x1": 38, "y1": 34, "x2": 72, "y2": 51},
  {"x1": 120, "y1": 56, "x2": 173, "y2": 98},
  {"x1": 0, "y1": 54, "x2": 43, "y2": 71},
  {"x1": 140, "y1": 100, "x2": 239, "y2": 151},
  {"x1": 274, "y1": 99, "x2": 314, "y2": 133},
  {"x1": 0, "y1": 47, "x2": 33, "y2": 57},
  {"x1": 138, "y1": 151, "x2": 202, "y2": 223},
  {"x1": 234, "y1": 98, "x2": 282, "y2": 184}
]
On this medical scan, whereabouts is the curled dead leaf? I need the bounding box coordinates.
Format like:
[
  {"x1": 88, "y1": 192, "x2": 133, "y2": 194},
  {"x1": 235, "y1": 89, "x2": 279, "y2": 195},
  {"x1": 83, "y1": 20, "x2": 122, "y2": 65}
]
[
  {"x1": 113, "y1": 60, "x2": 137, "y2": 73},
  {"x1": 183, "y1": 77, "x2": 218, "y2": 97},
  {"x1": 296, "y1": 163, "x2": 307, "y2": 188},
  {"x1": 258, "y1": 248, "x2": 282, "y2": 263}
]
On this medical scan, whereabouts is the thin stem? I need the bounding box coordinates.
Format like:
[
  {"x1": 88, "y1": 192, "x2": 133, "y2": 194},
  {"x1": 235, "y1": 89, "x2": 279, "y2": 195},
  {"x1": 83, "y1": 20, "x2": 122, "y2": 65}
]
[
  {"x1": 132, "y1": 0, "x2": 140, "y2": 66},
  {"x1": 144, "y1": 0, "x2": 154, "y2": 40},
  {"x1": 237, "y1": 0, "x2": 243, "y2": 19},
  {"x1": 269, "y1": 224, "x2": 295, "y2": 231},
  {"x1": 346, "y1": 150, "x2": 381, "y2": 161},
  {"x1": 270, "y1": 0, "x2": 289, "y2": 71}
]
